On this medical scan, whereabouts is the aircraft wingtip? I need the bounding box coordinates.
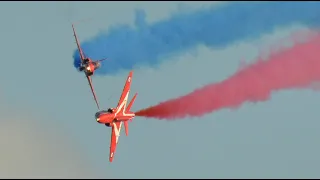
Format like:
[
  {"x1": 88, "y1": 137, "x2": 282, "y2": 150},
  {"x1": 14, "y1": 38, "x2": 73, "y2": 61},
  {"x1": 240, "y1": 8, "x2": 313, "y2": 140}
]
[{"x1": 129, "y1": 71, "x2": 133, "y2": 77}]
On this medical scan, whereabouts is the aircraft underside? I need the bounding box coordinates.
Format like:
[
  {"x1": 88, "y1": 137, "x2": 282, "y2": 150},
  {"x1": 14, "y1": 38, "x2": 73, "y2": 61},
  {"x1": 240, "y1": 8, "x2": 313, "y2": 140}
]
[{"x1": 104, "y1": 117, "x2": 131, "y2": 127}]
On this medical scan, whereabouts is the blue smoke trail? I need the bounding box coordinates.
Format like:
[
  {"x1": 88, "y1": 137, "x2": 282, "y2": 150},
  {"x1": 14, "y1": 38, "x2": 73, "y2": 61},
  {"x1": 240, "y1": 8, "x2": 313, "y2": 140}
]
[{"x1": 73, "y1": 2, "x2": 320, "y2": 75}]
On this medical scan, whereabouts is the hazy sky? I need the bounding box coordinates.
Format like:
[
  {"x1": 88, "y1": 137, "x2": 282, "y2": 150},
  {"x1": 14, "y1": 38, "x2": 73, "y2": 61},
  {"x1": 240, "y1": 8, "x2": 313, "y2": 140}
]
[{"x1": 0, "y1": 1, "x2": 319, "y2": 178}]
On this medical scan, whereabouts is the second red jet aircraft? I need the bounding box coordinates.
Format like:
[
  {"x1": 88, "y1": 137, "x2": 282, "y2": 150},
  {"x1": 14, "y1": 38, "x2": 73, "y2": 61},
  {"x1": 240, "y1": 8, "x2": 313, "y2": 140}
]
[{"x1": 72, "y1": 23, "x2": 107, "y2": 109}]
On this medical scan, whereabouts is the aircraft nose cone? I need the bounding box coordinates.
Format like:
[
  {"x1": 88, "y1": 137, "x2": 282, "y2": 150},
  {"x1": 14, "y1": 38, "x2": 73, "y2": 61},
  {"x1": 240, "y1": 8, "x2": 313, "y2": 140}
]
[{"x1": 95, "y1": 112, "x2": 101, "y2": 122}]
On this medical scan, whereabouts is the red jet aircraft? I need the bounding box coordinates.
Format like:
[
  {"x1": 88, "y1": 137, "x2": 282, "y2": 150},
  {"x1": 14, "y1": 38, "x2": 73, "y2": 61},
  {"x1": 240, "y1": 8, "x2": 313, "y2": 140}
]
[
  {"x1": 95, "y1": 71, "x2": 137, "y2": 162},
  {"x1": 72, "y1": 24, "x2": 107, "y2": 109}
]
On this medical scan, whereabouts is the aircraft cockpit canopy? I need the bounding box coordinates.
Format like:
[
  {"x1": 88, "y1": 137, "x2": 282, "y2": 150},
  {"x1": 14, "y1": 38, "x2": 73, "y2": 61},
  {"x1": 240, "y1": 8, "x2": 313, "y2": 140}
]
[{"x1": 95, "y1": 110, "x2": 109, "y2": 119}]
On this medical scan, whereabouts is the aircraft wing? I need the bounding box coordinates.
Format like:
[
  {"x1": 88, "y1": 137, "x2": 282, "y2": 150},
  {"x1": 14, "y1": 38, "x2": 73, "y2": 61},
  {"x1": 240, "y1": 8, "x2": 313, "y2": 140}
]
[
  {"x1": 115, "y1": 71, "x2": 133, "y2": 113},
  {"x1": 86, "y1": 76, "x2": 100, "y2": 110},
  {"x1": 109, "y1": 121, "x2": 123, "y2": 162},
  {"x1": 72, "y1": 24, "x2": 86, "y2": 61}
]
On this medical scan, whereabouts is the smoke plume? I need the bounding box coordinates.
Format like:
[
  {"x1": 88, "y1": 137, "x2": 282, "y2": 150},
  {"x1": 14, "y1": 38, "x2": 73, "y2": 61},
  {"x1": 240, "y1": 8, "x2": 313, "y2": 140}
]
[
  {"x1": 73, "y1": 2, "x2": 320, "y2": 75},
  {"x1": 135, "y1": 31, "x2": 320, "y2": 120}
]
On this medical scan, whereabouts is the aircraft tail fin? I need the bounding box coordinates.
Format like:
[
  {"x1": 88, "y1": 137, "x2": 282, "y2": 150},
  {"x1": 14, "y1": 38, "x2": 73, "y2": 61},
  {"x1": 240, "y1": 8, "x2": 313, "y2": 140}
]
[
  {"x1": 124, "y1": 93, "x2": 137, "y2": 136},
  {"x1": 124, "y1": 121, "x2": 129, "y2": 136},
  {"x1": 126, "y1": 93, "x2": 137, "y2": 112}
]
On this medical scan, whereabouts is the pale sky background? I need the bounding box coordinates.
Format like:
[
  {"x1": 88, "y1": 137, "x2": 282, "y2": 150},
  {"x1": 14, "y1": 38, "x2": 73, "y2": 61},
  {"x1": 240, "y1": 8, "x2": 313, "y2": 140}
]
[{"x1": 0, "y1": 1, "x2": 319, "y2": 178}]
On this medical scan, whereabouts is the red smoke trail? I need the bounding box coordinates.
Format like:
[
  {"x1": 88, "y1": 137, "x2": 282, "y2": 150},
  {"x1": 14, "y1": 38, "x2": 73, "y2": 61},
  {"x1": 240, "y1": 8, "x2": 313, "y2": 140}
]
[{"x1": 135, "y1": 31, "x2": 320, "y2": 120}]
